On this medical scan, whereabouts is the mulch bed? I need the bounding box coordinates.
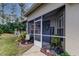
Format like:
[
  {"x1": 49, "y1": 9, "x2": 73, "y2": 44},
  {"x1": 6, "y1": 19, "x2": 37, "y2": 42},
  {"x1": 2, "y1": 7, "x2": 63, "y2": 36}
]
[
  {"x1": 19, "y1": 43, "x2": 33, "y2": 48},
  {"x1": 17, "y1": 43, "x2": 34, "y2": 55}
]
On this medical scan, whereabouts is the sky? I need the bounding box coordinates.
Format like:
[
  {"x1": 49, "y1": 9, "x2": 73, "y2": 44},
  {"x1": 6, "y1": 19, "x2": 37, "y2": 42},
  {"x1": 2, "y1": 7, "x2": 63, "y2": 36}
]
[
  {"x1": 4, "y1": 4, "x2": 21, "y2": 17},
  {"x1": 0, "y1": 3, "x2": 33, "y2": 24},
  {"x1": 1, "y1": 3, "x2": 33, "y2": 18}
]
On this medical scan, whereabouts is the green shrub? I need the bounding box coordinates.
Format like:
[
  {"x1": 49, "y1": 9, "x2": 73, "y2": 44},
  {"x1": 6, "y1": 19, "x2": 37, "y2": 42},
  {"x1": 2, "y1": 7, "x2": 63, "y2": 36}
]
[
  {"x1": 0, "y1": 28, "x2": 3, "y2": 35},
  {"x1": 0, "y1": 22, "x2": 26, "y2": 33},
  {"x1": 51, "y1": 35, "x2": 60, "y2": 46},
  {"x1": 16, "y1": 32, "x2": 27, "y2": 42}
]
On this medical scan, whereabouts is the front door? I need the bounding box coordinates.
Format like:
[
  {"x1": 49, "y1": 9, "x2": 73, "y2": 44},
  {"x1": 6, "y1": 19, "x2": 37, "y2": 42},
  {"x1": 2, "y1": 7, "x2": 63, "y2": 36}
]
[{"x1": 34, "y1": 19, "x2": 42, "y2": 48}]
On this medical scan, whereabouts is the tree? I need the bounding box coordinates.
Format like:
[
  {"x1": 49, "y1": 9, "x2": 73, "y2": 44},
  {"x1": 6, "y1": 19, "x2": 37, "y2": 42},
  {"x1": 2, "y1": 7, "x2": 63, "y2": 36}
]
[
  {"x1": 10, "y1": 4, "x2": 17, "y2": 23},
  {"x1": 0, "y1": 3, "x2": 7, "y2": 24},
  {"x1": 18, "y1": 3, "x2": 25, "y2": 20},
  {"x1": 0, "y1": 4, "x2": 26, "y2": 33}
]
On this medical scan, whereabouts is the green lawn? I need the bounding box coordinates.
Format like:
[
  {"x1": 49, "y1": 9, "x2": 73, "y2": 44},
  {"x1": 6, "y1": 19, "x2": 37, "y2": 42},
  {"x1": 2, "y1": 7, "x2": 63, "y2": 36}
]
[{"x1": 0, "y1": 33, "x2": 32, "y2": 56}]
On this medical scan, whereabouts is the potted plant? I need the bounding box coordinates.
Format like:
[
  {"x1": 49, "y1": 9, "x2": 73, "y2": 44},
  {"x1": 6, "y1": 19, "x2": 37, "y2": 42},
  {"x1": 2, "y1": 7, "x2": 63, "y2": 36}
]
[{"x1": 51, "y1": 35, "x2": 60, "y2": 47}]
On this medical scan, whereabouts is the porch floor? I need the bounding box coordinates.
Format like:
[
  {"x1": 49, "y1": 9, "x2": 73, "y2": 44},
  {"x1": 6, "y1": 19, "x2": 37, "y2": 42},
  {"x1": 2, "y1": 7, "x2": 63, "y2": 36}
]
[{"x1": 22, "y1": 46, "x2": 46, "y2": 56}]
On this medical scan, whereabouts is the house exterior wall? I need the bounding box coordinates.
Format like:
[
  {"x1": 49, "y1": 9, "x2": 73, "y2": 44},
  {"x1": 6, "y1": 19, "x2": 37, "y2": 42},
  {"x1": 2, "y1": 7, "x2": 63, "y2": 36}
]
[
  {"x1": 27, "y1": 3, "x2": 64, "y2": 48},
  {"x1": 27, "y1": 3, "x2": 79, "y2": 56},
  {"x1": 27, "y1": 3, "x2": 64, "y2": 21},
  {"x1": 66, "y1": 4, "x2": 79, "y2": 56}
]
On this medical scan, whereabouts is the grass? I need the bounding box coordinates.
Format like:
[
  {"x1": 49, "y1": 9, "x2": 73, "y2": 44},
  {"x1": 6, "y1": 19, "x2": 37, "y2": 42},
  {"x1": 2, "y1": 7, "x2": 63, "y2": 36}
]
[{"x1": 0, "y1": 33, "x2": 32, "y2": 56}]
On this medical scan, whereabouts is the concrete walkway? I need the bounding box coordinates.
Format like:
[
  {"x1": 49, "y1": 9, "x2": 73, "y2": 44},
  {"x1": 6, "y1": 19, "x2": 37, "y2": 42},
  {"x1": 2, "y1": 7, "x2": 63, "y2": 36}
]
[{"x1": 22, "y1": 46, "x2": 46, "y2": 56}]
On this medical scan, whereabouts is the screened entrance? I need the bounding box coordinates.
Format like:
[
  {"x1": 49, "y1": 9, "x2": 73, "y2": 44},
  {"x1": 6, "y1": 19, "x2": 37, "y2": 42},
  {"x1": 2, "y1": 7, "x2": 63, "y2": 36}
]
[
  {"x1": 42, "y1": 6, "x2": 65, "y2": 54},
  {"x1": 28, "y1": 20, "x2": 34, "y2": 43},
  {"x1": 28, "y1": 6, "x2": 65, "y2": 54}
]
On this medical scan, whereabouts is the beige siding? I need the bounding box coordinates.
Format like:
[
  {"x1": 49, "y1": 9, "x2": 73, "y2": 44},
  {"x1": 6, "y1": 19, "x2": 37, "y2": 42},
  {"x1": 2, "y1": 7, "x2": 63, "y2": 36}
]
[
  {"x1": 27, "y1": 3, "x2": 64, "y2": 21},
  {"x1": 66, "y1": 4, "x2": 79, "y2": 56}
]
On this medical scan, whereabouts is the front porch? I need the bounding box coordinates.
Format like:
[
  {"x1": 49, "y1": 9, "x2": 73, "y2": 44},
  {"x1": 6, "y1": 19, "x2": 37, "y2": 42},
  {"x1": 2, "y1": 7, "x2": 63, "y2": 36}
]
[
  {"x1": 27, "y1": 6, "x2": 65, "y2": 55},
  {"x1": 22, "y1": 46, "x2": 46, "y2": 56}
]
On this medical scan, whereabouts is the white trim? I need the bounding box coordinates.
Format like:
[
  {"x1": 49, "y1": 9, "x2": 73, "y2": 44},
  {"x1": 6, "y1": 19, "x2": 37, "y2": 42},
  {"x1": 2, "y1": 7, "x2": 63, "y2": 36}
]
[
  {"x1": 35, "y1": 19, "x2": 41, "y2": 22},
  {"x1": 34, "y1": 34, "x2": 41, "y2": 35},
  {"x1": 41, "y1": 16, "x2": 42, "y2": 48},
  {"x1": 30, "y1": 34, "x2": 65, "y2": 38},
  {"x1": 26, "y1": 22, "x2": 28, "y2": 33},
  {"x1": 42, "y1": 34, "x2": 65, "y2": 38},
  {"x1": 34, "y1": 18, "x2": 42, "y2": 48},
  {"x1": 34, "y1": 20, "x2": 35, "y2": 43}
]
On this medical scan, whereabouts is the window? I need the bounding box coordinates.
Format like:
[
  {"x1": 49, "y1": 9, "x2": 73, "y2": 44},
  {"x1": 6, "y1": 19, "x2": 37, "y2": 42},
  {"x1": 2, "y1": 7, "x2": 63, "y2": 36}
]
[
  {"x1": 35, "y1": 19, "x2": 41, "y2": 41},
  {"x1": 28, "y1": 21, "x2": 34, "y2": 35},
  {"x1": 42, "y1": 20, "x2": 50, "y2": 35},
  {"x1": 35, "y1": 35, "x2": 41, "y2": 41},
  {"x1": 57, "y1": 12, "x2": 65, "y2": 36},
  {"x1": 57, "y1": 28, "x2": 64, "y2": 36},
  {"x1": 35, "y1": 21, "x2": 41, "y2": 34},
  {"x1": 50, "y1": 27, "x2": 55, "y2": 35}
]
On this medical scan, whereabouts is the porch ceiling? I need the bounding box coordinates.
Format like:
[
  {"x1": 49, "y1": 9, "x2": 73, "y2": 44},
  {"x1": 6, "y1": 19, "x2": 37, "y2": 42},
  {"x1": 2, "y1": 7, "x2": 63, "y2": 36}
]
[{"x1": 43, "y1": 5, "x2": 65, "y2": 19}]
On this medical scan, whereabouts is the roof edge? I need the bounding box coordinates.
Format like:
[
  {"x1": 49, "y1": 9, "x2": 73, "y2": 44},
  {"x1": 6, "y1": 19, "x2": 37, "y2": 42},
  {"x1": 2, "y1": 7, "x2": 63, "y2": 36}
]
[{"x1": 24, "y1": 3, "x2": 42, "y2": 17}]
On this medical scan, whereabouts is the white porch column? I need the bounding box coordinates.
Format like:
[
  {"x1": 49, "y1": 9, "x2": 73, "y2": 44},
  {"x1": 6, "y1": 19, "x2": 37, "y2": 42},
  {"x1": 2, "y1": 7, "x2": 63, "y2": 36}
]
[
  {"x1": 26, "y1": 21, "x2": 28, "y2": 34},
  {"x1": 41, "y1": 16, "x2": 43, "y2": 48},
  {"x1": 34, "y1": 16, "x2": 43, "y2": 48}
]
